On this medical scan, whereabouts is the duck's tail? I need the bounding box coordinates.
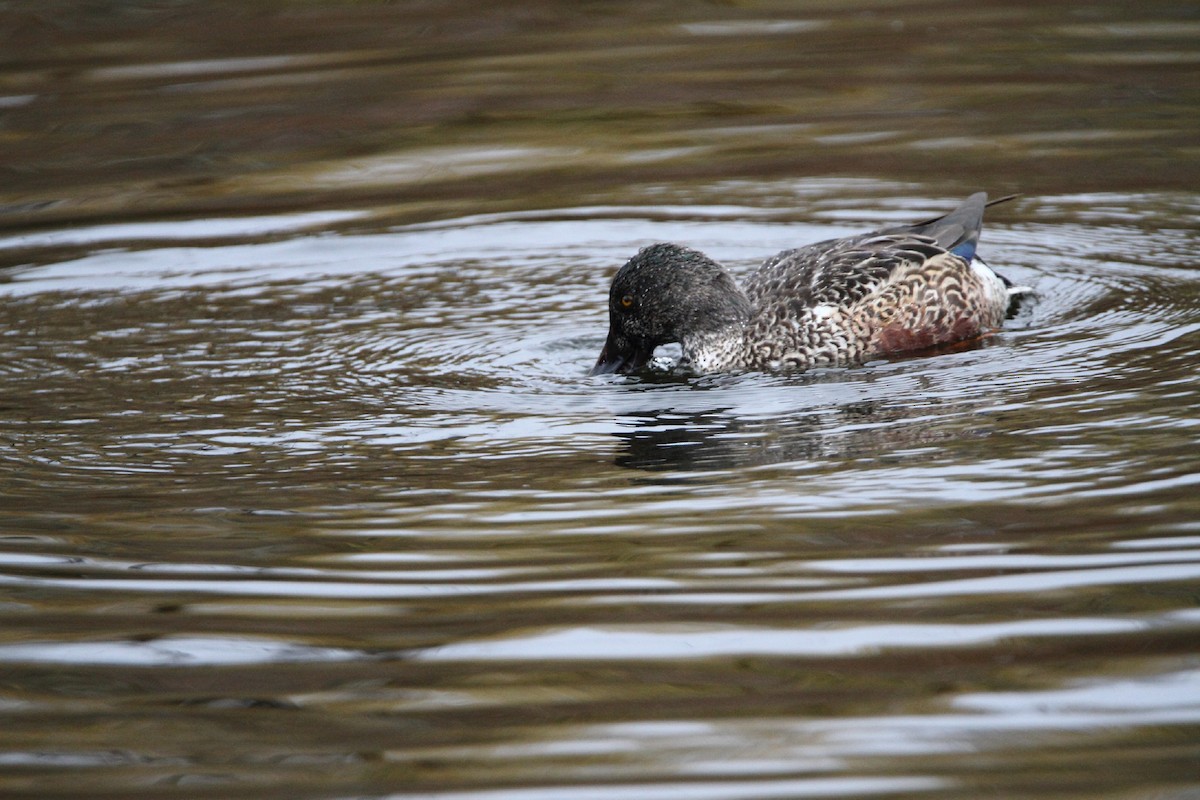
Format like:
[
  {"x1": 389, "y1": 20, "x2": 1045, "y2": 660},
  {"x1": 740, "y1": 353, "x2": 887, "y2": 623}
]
[
  {"x1": 893, "y1": 192, "x2": 1020, "y2": 260},
  {"x1": 983, "y1": 256, "x2": 1034, "y2": 318},
  {"x1": 905, "y1": 193, "x2": 985, "y2": 260}
]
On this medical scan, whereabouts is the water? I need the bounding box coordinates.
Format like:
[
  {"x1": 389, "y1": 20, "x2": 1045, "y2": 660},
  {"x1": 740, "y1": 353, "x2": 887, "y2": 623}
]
[{"x1": 2, "y1": 2, "x2": 1199, "y2": 799}]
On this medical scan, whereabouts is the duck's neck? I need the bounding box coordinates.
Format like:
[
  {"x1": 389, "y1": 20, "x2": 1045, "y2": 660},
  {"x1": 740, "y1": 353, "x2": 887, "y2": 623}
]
[
  {"x1": 677, "y1": 280, "x2": 753, "y2": 371},
  {"x1": 681, "y1": 322, "x2": 749, "y2": 371},
  {"x1": 654, "y1": 256, "x2": 753, "y2": 371}
]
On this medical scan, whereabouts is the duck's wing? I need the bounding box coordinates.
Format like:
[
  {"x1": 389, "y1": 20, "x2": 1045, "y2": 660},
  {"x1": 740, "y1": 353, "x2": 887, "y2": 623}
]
[
  {"x1": 744, "y1": 232, "x2": 952, "y2": 313},
  {"x1": 743, "y1": 193, "x2": 991, "y2": 312}
]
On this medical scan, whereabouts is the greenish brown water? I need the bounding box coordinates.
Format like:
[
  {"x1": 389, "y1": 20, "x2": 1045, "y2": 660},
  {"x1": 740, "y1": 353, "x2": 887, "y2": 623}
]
[{"x1": 1, "y1": 2, "x2": 1198, "y2": 799}]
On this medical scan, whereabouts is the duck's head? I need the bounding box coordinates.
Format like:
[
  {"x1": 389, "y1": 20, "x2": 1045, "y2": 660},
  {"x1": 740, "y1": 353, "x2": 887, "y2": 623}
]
[{"x1": 590, "y1": 243, "x2": 751, "y2": 375}]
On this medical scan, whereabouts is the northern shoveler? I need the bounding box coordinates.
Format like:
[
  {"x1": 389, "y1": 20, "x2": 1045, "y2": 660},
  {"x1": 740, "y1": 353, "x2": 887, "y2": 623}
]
[{"x1": 590, "y1": 192, "x2": 1029, "y2": 375}]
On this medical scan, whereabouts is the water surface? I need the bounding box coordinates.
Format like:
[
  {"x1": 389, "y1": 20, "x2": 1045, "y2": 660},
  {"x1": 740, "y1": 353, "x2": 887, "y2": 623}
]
[{"x1": 1, "y1": 2, "x2": 1198, "y2": 799}]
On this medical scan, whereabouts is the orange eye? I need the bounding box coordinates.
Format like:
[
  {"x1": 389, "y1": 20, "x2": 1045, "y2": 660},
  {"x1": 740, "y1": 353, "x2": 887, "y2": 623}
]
[{"x1": 620, "y1": 294, "x2": 634, "y2": 308}]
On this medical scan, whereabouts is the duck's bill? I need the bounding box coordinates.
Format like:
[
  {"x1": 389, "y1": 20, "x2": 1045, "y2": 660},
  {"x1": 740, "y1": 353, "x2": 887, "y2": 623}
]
[{"x1": 589, "y1": 333, "x2": 653, "y2": 376}]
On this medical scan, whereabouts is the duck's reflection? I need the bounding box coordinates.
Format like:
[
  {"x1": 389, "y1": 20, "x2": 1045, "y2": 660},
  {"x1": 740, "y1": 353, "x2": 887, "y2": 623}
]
[
  {"x1": 613, "y1": 407, "x2": 841, "y2": 471},
  {"x1": 612, "y1": 399, "x2": 961, "y2": 472}
]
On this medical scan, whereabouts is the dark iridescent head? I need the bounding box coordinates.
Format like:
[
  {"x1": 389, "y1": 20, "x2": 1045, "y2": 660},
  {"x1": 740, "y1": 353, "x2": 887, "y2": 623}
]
[{"x1": 590, "y1": 243, "x2": 751, "y2": 375}]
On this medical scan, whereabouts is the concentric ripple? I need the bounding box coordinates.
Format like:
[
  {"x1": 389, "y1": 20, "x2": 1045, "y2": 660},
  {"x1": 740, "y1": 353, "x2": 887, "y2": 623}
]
[
  {"x1": 1, "y1": 198, "x2": 1197, "y2": 507},
  {"x1": 1, "y1": 193, "x2": 1197, "y2": 800}
]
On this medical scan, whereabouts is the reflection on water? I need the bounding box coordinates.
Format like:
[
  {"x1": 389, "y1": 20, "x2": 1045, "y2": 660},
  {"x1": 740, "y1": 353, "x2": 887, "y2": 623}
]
[
  {"x1": 2, "y1": 1, "x2": 1199, "y2": 799},
  {"x1": 2, "y1": 199, "x2": 1197, "y2": 799}
]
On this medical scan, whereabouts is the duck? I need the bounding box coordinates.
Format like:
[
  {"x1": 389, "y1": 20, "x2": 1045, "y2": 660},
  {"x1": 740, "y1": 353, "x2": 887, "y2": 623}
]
[{"x1": 590, "y1": 192, "x2": 1029, "y2": 375}]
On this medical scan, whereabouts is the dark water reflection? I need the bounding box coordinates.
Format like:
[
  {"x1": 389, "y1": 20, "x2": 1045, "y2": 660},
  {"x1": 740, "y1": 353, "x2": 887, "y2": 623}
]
[{"x1": 2, "y1": 2, "x2": 1200, "y2": 799}]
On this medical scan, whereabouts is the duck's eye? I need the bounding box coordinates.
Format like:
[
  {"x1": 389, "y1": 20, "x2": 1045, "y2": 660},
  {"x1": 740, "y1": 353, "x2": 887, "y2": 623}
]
[{"x1": 620, "y1": 294, "x2": 634, "y2": 309}]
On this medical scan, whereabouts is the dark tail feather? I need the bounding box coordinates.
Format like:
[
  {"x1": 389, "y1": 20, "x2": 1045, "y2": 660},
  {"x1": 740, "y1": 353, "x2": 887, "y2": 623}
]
[
  {"x1": 889, "y1": 192, "x2": 1019, "y2": 263},
  {"x1": 906, "y1": 192, "x2": 987, "y2": 261},
  {"x1": 903, "y1": 194, "x2": 1019, "y2": 229},
  {"x1": 985, "y1": 194, "x2": 1020, "y2": 209}
]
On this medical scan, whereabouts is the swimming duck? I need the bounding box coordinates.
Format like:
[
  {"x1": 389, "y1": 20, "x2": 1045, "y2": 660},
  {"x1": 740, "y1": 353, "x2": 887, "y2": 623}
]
[{"x1": 590, "y1": 192, "x2": 1027, "y2": 375}]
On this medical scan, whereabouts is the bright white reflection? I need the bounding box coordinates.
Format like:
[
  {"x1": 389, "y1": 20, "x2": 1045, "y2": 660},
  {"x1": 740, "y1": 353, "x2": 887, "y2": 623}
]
[
  {"x1": 0, "y1": 636, "x2": 365, "y2": 666},
  {"x1": 0, "y1": 212, "x2": 836, "y2": 296},
  {"x1": 417, "y1": 617, "x2": 1160, "y2": 662},
  {"x1": 373, "y1": 776, "x2": 943, "y2": 800},
  {"x1": 955, "y1": 668, "x2": 1200, "y2": 715},
  {"x1": 810, "y1": 548, "x2": 1200, "y2": 573},
  {"x1": 0, "y1": 210, "x2": 364, "y2": 251},
  {"x1": 383, "y1": 667, "x2": 1200, "y2": 781},
  {"x1": 804, "y1": 562, "x2": 1200, "y2": 601}
]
